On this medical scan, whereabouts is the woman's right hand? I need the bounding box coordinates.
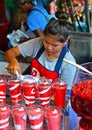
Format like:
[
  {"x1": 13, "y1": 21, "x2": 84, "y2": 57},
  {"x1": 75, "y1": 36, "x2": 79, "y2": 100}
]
[
  {"x1": 6, "y1": 59, "x2": 21, "y2": 75},
  {"x1": 5, "y1": 46, "x2": 22, "y2": 75}
]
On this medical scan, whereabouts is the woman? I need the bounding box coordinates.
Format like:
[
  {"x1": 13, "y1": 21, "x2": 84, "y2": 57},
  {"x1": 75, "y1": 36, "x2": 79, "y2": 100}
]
[{"x1": 5, "y1": 17, "x2": 76, "y2": 90}]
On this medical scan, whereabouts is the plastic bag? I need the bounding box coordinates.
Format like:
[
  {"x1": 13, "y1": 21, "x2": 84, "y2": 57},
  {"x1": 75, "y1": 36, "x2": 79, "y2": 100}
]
[{"x1": 7, "y1": 29, "x2": 29, "y2": 47}]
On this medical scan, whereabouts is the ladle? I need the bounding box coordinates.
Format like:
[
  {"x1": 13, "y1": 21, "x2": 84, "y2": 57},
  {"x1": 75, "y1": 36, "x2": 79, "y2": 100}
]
[{"x1": 63, "y1": 58, "x2": 92, "y2": 75}]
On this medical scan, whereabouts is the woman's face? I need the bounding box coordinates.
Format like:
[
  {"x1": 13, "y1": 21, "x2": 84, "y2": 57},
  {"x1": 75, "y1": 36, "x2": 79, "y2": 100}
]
[{"x1": 43, "y1": 34, "x2": 65, "y2": 58}]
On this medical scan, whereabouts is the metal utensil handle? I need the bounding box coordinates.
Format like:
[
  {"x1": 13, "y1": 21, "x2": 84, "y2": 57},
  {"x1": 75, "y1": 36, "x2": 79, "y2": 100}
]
[{"x1": 63, "y1": 58, "x2": 92, "y2": 75}]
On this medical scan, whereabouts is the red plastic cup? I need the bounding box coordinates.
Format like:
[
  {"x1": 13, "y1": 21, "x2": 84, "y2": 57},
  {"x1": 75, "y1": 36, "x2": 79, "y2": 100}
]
[
  {"x1": 52, "y1": 78, "x2": 67, "y2": 108},
  {"x1": 27, "y1": 105, "x2": 44, "y2": 130},
  {"x1": 0, "y1": 104, "x2": 10, "y2": 130},
  {"x1": 11, "y1": 104, "x2": 27, "y2": 130},
  {"x1": 8, "y1": 79, "x2": 21, "y2": 104},
  {"x1": 38, "y1": 77, "x2": 51, "y2": 107},
  {"x1": 0, "y1": 79, "x2": 6, "y2": 104},
  {"x1": 22, "y1": 75, "x2": 36, "y2": 107},
  {"x1": 45, "y1": 106, "x2": 63, "y2": 130}
]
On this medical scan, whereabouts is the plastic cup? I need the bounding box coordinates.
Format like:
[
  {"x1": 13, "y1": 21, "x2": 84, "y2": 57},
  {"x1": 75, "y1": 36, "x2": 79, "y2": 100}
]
[
  {"x1": 38, "y1": 77, "x2": 51, "y2": 107},
  {"x1": 52, "y1": 78, "x2": 67, "y2": 108},
  {"x1": 27, "y1": 105, "x2": 44, "y2": 130},
  {"x1": 11, "y1": 104, "x2": 27, "y2": 130},
  {"x1": 45, "y1": 106, "x2": 63, "y2": 130},
  {"x1": 0, "y1": 79, "x2": 6, "y2": 104},
  {"x1": 0, "y1": 104, "x2": 10, "y2": 130},
  {"x1": 22, "y1": 75, "x2": 36, "y2": 107},
  {"x1": 8, "y1": 79, "x2": 21, "y2": 104}
]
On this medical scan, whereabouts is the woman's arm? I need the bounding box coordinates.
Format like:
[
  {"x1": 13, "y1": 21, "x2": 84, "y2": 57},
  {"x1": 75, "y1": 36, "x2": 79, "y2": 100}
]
[{"x1": 5, "y1": 46, "x2": 22, "y2": 75}]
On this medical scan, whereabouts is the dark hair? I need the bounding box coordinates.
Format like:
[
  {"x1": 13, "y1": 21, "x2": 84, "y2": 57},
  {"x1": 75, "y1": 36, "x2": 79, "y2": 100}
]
[
  {"x1": 14, "y1": 0, "x2": 33, "y2": 7},
  {"x1": 55, "y1": 11, "x2": 69, "y2": 22},
  {"x1": 55, "y1": 11, "x2": 74, "y2": 31},
  {"x1": 44, "y1": 18, "x2": 71, "y2": 43}
]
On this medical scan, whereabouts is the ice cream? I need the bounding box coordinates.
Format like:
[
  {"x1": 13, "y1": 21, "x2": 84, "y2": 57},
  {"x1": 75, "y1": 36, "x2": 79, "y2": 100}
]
[
  {"x1": 45, "y1": 106, "x2": 62, "y2": 130},
  {"x1": 0, "y1": 104, "x2": 10, "y2": 130},
  {"x1": 27, "y1": 106, "x2": 44, "y2": 130},
  {"x1": 11, "y1": 104, "x2": 27, "y2": 130}
]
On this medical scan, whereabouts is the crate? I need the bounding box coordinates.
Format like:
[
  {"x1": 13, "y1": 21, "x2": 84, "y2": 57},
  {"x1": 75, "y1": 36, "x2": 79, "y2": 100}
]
[{"x1": 0, "y1": 21, "x2": 9, "y2": 51}]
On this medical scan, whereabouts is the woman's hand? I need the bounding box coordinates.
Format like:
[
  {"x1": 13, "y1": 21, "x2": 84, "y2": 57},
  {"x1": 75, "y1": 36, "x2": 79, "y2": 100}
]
[
  {"x1": 5, "y1": 46, "x2": 22, "y2": 75},
  {"x1": 6, "y1": 59, "x2": 21, "y2": 75}
]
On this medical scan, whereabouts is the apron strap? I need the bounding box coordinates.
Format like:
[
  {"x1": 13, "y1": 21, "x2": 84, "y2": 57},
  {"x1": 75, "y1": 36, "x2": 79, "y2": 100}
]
[
  {"x1": 36, "y1": 45, "x2": 45, "y2": 59},
  {"x1": 54, "y1": 45, "x2": 69, "y2": 72},
  {"x1": 36, "y1": 44, "x2": 68, "y2": 73}
]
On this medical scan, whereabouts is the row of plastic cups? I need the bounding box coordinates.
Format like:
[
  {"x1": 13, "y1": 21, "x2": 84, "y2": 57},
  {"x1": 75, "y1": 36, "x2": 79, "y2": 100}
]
[
  {"x1": 0, "y1": 76, "x2": 67, "y2": 108},
  {"x1": 0, "y1": 103, "x2": 64, "y2": 130}
]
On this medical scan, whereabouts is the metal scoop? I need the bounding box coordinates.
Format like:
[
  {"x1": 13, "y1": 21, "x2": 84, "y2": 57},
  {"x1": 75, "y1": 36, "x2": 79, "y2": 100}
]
[{"x1": 63, "y1": 58, "x2": 92, "y2": 75}]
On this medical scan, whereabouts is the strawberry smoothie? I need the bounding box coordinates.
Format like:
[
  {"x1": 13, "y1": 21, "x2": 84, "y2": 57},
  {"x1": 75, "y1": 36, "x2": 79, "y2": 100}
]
[
  {"x1": 45, "y1": 106, "x2": 62, "y2": 130},
  {"x1": 0, "y1": 104, "x2": 10, "y2": 130},
  {"x1": 27, "y1": 105, "x2": 44, "y2": 130},
  {"x1": 71, "y1": 80, "x2": 92, "y2": 130},
  {"x1": 8, "y1": 79, "x2": 21, "y2": 104},
  {"x1": 0, "y1": 79, "x2": 6, "y2": 104},
  {"x1": 52, "y1": 78, "x2": 67, "y2": 108},
  {"x1": 38, "y1": 77, "x2": 51, "y2": 107},
  {"x1": 22, "y1": 76, "x2": 36, "y2": 107},
  {"x1": 11, "y1": 104, "x2": 27, "y2": 130}
]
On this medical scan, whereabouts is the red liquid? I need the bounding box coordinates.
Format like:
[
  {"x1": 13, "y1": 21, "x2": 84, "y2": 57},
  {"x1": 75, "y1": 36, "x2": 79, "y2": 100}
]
[
  {"x1": 0, "y1": 80, "x2": 6, "y2": 104},
  {"x1": 0, "y1": 104, "x2": 10, "y2": 130},
  {"x1": 12, "y1": 104, "x2": 27, "y2": 130},
  {"x1": 8, "y1": 80, "x2": 21, "y2": 104},
  {"x1": 27, "y1": 106, "x2": 44, "y2": 130},
  {"x1": 22, "y1": 82, "x2": 35, "y2": 107},
  {"x1": 38, "y1": 84, "x2": 51, "y2": 107},
  {"x1": 45, "y1": 107, "x2": 62, "y2": 130},
  {"x1": 35, "y1": 86, "x2": 39, "y2": 98},
  {"x1": 52, "y1": 83, "x2": 67, "y2": 108},
  {"x1": 71, "y1": 80, "x2": 92, "y2": 130}
]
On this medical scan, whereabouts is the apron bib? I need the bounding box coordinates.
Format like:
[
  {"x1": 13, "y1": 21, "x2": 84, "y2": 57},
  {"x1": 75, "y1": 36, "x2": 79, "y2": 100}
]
[
  {"x1": 30, "y1": 45, "x2": 68, "y2": 97},
  {"x1": 30, "y1": 45, "x2": 68, "y2": 80}
]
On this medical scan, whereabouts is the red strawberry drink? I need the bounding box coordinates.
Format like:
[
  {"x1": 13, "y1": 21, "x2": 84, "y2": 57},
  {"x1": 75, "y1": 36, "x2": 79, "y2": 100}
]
[
  {"x1": 8, "y1": 79, "x2": 21, "y2": 104},
  {"x1": 52, "y1": 78, "x2": 67, "y2": 108},
  {"x1": 11, "y1": 104, "x2": 27, "y2": 130},
  {"x1": 0, "y1": 104, "x2": 10, "y2": 130},
  {"x1": 0, "y1": 79, "x2": 6, "y2": 104},
  {"x1": 38, "y1": 77, "x2": 51, "y2": 107},
  {"x1": 45, "y1": 106, "x2": 62, "y2": 130},
  {"x1": 71, "y1": 80, "x2": 92, "y2": 130},
  {"x1": 22, "y1": 76, "x2": 36, "y2": 107},
  {"x1": 27, "y1": 105, "x2": 44, "y2": 130}
]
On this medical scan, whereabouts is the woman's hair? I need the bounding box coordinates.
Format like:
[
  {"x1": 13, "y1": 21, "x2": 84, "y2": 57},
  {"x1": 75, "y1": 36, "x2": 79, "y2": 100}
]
[
  {"x1": 44, "y1": 17, "x2": 71, "y2": 43},
  {"x1": 55, "y1": 11, "x2": 74, "y2": 31},
  {"x1": 55, "y1": 11, "x2": 69, "y2": 22},
  {"x1": 14, "y1": 0, "x2": 34, "y2": 7}
]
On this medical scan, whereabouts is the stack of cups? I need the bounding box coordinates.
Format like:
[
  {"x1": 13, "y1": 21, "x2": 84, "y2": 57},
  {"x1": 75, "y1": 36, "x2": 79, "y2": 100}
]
[
  {"x1": 0, "y1": 78, "x2": 6, "y2": 104},
  {"x1": 11, "y1": 104, "x2": 27, "y2": 130},
  {"x1": 7, "y1": 79, "x2": 21, "y2": 105},
  {"x1": 38, "y1": 77, "x2": 51, "y2": 107},
  {"x1": 22, "y1": 75, "x2": 36, "y2": 107},
  {"x1": 27, "y1": 105, "x2": 44, "y2": 130}
]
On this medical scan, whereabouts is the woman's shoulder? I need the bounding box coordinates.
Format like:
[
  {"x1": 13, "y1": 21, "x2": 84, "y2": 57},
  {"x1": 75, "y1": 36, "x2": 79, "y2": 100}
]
[{"x1": 65, "y1": 51, "x2": 76, "y2": 62}]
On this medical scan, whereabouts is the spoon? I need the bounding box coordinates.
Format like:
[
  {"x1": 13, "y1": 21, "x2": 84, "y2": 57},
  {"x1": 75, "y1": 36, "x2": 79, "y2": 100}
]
[
  {"x1": 63, "y1": 58, "x2": 92, "y2": 75},
  {"x1": 16, "y1": 70, "x2": 24, "y2": 81}
]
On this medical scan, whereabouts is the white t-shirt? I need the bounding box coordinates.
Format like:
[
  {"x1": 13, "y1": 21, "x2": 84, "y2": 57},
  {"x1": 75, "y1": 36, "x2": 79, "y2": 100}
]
[{"x1": 18, "y1": 37, "x2": 76, "y2": 89}]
